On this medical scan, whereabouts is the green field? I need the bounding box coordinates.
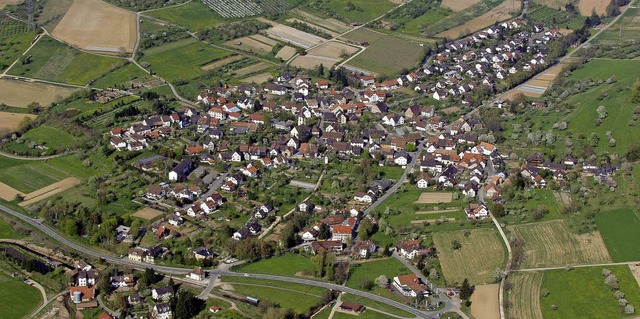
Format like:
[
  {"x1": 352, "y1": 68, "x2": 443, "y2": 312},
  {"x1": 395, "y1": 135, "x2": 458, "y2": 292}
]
[
  {"x1": 22, "y1": 126, "x2": 78, "y2": 150},
  {"x1": 346, "y1": 258, "x2": 411, "y2": 301},
  {"x1": 503, "y1": 188, "x2": 562, "y2": 223},
  {"x1": 140, "y1": 38, "x2": 233, "y2": 83},
  {"x1": 145, "y1": 1, "x2": 226, "y2": 32},
  {"x1": 0, "y1": 271, "x2": 42, "y2": 318},
  {"x1": 221, "y1": 276, "x2": 327, "y2": 295},
  {"x1": 0, "y1": 15, "x2": 39, "y2": 72},
  {"x1": 0, "y1": 159, "x2": 68, "y2": 193},
  {"x1": 527, "y1": 3, "x2": 585, "y2": 30},
  {"x1": 8, "y1": 36, "x2": 124, "y2": 85},
  {"x1": 421, "y1": 0, "x2": 503, "y2": 36},
  {"x1": 339, "y1": 293, "x2": 414, "y2": 317},
  {"x1": 333, "y1": 310, "x2": 398, "y2": 319},
  {"x1": 310, "y1": 0, "x2": 398, "y2": 24},
  {"x1": 233, "y1": 253, "x2": 315, "y2": 277},
  {"x1": 92, "y1": 63, "x2": 153, "y2": 89},
  {"x1": 0, "y1": 218, "x2": 24, "y2": 239},
  {"x1": 399, "y1": 7, "x2": 452, "y2": 35},
  {"x1": 595, "y1": 208, "x2": 640, "y2": 262},
  {"x1": 227, "y1": 282, "x2": 322, "y2": 314},
  {"x1": 540, "y1": 265, "x2": 640, "y2": 318},
  {"x1": 558, "y1": 59, "x2": 640, "y2": 155},
  {"x1": 347, "y1": 32, "x2": 425, "y2": 75}
]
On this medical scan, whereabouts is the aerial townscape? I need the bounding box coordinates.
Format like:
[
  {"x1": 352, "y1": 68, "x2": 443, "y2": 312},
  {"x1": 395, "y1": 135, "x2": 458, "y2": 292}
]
[{"x1": 0, "y1": 0, "x2": 639, "y2": 318}]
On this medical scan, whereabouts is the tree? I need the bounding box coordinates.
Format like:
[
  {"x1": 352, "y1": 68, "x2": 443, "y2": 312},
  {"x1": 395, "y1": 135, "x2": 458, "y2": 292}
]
[
  {"x1": 139, "y1": 268, "x2": 156, "y2": 288},
  {"x1": 451, "y1": 240, "x2": 462, "y2": 250},
  {"x1": 376, "y1": 275, "x2": 389, "y2": 288},
  {"x1": 633, "y1": 81, "x2": 640, "y2": 103},
  {"x1": 358, "y1": 218, "x2": 375, "y2": 240},
  {"x1": 459, "y1": 279, "x2": 474, "y2": 300},
  {"x1": 317, "y1": 223, "x2": 331, "y2": 240},
  {"x1": 175, "y1": 288, "x2": 198, "y2": 319},
  {"x1": 491, "y1": 203, "x2": 506, "y2": 217},
  {"x1": 97, "y1": 270, "x2": 111, "y2": 294},
  {"x1": 604, "y1": 273, "x2": 619, "y2": 290}
]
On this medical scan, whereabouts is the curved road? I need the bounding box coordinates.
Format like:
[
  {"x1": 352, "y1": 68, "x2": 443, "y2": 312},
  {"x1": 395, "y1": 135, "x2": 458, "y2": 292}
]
[{"x1": 0, "y1": 204, "x2": 436, "y2": 318}]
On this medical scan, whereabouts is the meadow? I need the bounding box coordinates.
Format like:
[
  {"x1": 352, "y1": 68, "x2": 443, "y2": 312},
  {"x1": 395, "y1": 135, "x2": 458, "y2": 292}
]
[
  {"x1": 526, "y1": 3, "x2": 585, "y2": 30},
  {"x1": 502, "y1": 188, "x2": 562, "y2": 223},
  {"x1": 92, "y1": 63, "x2": 153, "y2": 89},
  {"x1": 226, "y1": 282, "x2": 322, "y2": 314},
  {"x1": 540, "y1": 265, "x2": 640, "y2": 318},
  {"x1": 432, "y1": 228, "x2": 507, "y2": 285},
  {"x1": 140, "y1": 38, "x2": 233, "y2": 83},
  {"x1": 22, "y1": 125, "x2": 78, "y2": 150},
  {"x1": 508, "y1": 220, "x2": 611, "y2": 269},
  {"x1": 233, "y1": 253, "x2": 316, "y2": 277},
  {"x1": 422, "y1": 0, "x2": 504, "y2": 36},
  {"x1": 347, "y1": 33, "x2": 425, "y2": 75},
  {"x1": 0, "y1": 270, "x2": 42, "y2": 318},
  {"x1": 0, "y1": 218, "x2": 24, "y2": 239},
  {"x1": 595, "y1": 7, "x2": 640, "y2": 45},
  {"x1": 145, "y1": 1, "x2": 226, "y2": 32},
  {"x1": 7, "y1": 35, "x2": 124, "y2": 85},
  {"x1": 339, "y1": 293, "x2": 415, "y2": 317},
  {"x1": 309, "y1": 0, "x2": 398, "y2": 24},
  {"x1": 346, "y1": 258, "x2": 411, "y2": 302},
  {"x1": 398, "y1": 7, "x2": 452, "y2": 35},
  {"x1": 595, "y1": 208, "x2": 640, "y2": 262},
  {"x1": 505, "y1": 271, "x2": 543, "y2": 319},
  {"x1": 0, "y1": 13, "x2": 39, "y2": 71}
]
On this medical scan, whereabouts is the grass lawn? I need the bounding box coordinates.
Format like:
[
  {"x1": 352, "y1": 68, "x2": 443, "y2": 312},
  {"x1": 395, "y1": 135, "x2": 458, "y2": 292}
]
[
  {"x1": 140, "y1": 38, "x2": 233, "y2": 83},
  {"x1": 227, "y1": 283, "x2": 322, "y2": 314},
  {"x1": 595, "y1": 208, "x2": 640, "y2": 262},
  {"x1": 540, "y1": 265, "x2": 640, "y2": 318},
  {"x1": 311, "y1": 0, "x2": 398, "y2": 24},
  {"x1": 0, "y1": 218, "x2": 24, "y2": 239},
  {"x1": 332, "y1": 310, "x2": 397, "y2": 319},
  {"x1": 502, "y1": 188, "x2": 562, "y2": 224},
  {"x1": 233, "y1": 253, "x2": 315, "y2": 277},
  {"x1": 398, "y1": 7, "x2": 452, "y2": 35},
  {"x1": 347, "y1": 33, "x2": 425, "y2": 76},
  {"x1": 146, "y1": 1, "x2": 226, "y2": 32},
  {"x1": 0, "y1": 160, "x2": 68, "y2": 193},
  {"x1": 0, "y1": 271, "x2": 42, "y2": 318},
  {"x1": 339, "y1": 293, "x2": 414, "y2": 317},
  {"x1": 346, "y1": 258, "x2": 411, "y2": 301},
  {"x1": 375, "y1": 166, "x2": 405, "y2": 180},
  {"x1": 221, "y1": 276, "x2": 327, "y2": 295},
  {"x1": 8, "y1": 36, "x2": 124, "y2": 85}
]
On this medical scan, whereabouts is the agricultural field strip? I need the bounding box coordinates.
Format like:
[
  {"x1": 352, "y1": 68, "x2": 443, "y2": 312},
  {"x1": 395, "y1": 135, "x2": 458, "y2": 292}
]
[{"x1": 505, "y1": 272, "x2": 543, "y2": 319}]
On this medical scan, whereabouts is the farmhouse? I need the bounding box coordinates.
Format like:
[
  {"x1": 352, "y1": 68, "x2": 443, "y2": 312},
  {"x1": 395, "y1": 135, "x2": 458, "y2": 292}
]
[
  {"x1": 396, "y1": 240, "x2": 421, "y2": 259},
  {"x1": 465, "y1": 203, "x2": 488, "y2": 219}
]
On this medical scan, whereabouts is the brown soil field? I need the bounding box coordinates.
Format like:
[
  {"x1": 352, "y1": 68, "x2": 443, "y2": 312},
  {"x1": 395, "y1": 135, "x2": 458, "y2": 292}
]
[
  {"x1": 200, "y1": 55, "x2": 243, "y2": 71},
  {"x1": 241, "y1": 72, "x2": 272, "y2": 84},
  {"x1": 504, "y1": 62, "x2": 569, "y2": 98},
  {"x1": 292, "y1": 9, "x2": 351, "y2": 33},
  {"x1": 52, "y1": 0, "x2": 136, "y2": 52},
  {"x1": 286, "y1": 18, "x2": 340, "y2": 38},
  {"x1": 0, "y1": 0, "x2": 22, "y2": 9},
  {"x1": 261, "y1": 19, "x2": 326, "y2": 49},
  {"x1": 441, "y1": 106, "x2": 461, "y2": 114},
  {"x1": 411, "y1": 218, "x2": 456, "y2": 224},
  {"x1": 0, "y1": 112, "x2": 37, "y2": 134},
  {"x1": 225, "y1": 37, "x2": 273, "y2": 53},
  {"x1": 307, "y1": 41, "x2": 360, "y2": 59},
  {"x1": 579, "y1": 0, "x2": 609, "y2": 15},
  {"x1": 132, "y1": 207, "x2": 164, "y2": 220},
  {"x1": 442, "y1": 0, "x2": 481, "y2": 11},
  {"x1": 19, "y1": 177, "x2": 81, "y2": 206},
  {"x1": 291, "y1": 55, "x2": 340, "y2": 69},
  {"x1": 630, "y1": 264, "x2": 640, "y2": 287},
  {"x1": 508, "y1": 220, "x2": 612, "y2": 269},
  {"x1": 0, "y1": 182, "x2": 24, "y2": 201},
  {"x1": 437, "y1": 0, "x2": 521, "y2": 38},
  {"x1": 235, "y1": 62, "x2": 270, "y2": 76},
  {"x1": 415, "y1": 192, "x2": 453, "y2": 204},
  {"x1": 276, "y1": 46, "x2": 297, "y2": 60},
  {"x1": 471, "y1": 284, "x2": 500, "y2": 319},
  {"x1": 415, "y1": 208, "x2": 459, "y2": 215},
  {"x1": 0, "y1": 80, "x2": 77, "y2": 107},
  {"x1": 249, "y1": 34, "x2": 279, "y2": 46},
  {"x1": 433, "y1": 229, "x2": 506, "y2": 284},
  {"x1": 506, "y1": 272, "x2": 543, "y2": 319}
]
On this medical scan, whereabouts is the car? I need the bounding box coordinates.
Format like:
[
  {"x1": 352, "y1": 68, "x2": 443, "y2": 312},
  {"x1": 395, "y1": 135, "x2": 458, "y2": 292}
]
[{"x1": 244, "y1": 273, "x2": 249, "y2": 277}]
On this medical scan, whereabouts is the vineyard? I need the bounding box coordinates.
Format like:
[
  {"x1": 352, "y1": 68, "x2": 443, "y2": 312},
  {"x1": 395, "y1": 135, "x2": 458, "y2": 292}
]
[{"x1": 201, "y1": 0, "x2": 299, "y2": 18}]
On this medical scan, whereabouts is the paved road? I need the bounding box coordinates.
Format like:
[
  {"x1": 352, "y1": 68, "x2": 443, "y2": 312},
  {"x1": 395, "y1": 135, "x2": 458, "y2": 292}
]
[{"x1": 0, "y1": 203, "x2": 440, "y2": 318}]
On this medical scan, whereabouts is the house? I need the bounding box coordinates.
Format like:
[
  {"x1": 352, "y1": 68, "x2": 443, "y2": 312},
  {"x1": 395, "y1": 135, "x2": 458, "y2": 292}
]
[
  {"x1": 416, "y1": 175, "x2": 429, "y2": 189},
  {"x1": 110, "y1": 274, "x2": 135, "y2": 288},
  {"x1": 393, "y1": 274, "x2": 427, "y2": 297},
  {"x1": 353, "y1": 192, "x2": 374, "y2": 203},
  {"x1": 394, "y1": 152, "x2": 409, "y2": 166},
  {"x1": 483, "y1": 183, "x2": 500, "y2": 200},
  {"x1": 145, "y1": 185, "x2": 166, "y2": 200},
  {"x1": 232, "y1": 228, "x2": 252, "y2": 240},
  {"x1": 339, "y1": 302, "x2": 365, "y2": 314},
  {"x1": 193, "y1": 247, "x2": 215, "y2": 260},
  {"x1": 209, "y1": 306, "x2": 221, "y2": 313},
  {"x1": 311, "y1": 240, "x2": 343, "y2": 254},
  {"x1": 188, "y1": 267, "x2": 206, "y2": 281},
  {"x1": 128, "y1": 293, "x2": 143, "y2": 305},
  {"x1": 169, "y1": 159, "x2": 193, "y2": 181},
  {"x1": 352, "y1": 240, "x2": 377, "y2": 258},
  {"x1": 331, "y1": 225, "x2": 352, "y2": 242},
  {"x1": 152, "y1": 286, "x2": 174, "y2": 301},
  {"x1": 298, "y1": 200, "x2": 315, "y2": 213},
  {"x1": 75, "y1": 270, "x2": 97, "y2": 287},
  {"x1": 396, "y1": 240, "x2": 421, "y2": 259},
  {"x1": 465, "y1": 203, "x2": 488, "y2": 219},
  {"x1": 70, "y1": 286, "x2": 95, "y2": 303},
  {"x1": 167, "y1": 215, "x2": 184, "y2": 227},
  {"x1": 152, "y1": 302, "x2": 172, "y2": 319},
  {"x1": 382, "y1": 114, "x2": 404, "y2": 127}
]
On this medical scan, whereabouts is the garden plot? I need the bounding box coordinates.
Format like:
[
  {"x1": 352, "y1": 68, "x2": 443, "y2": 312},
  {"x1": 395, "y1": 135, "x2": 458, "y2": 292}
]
[
  {"x1": 225, "y1": 36, "x2": 273, "y2": 54},
  {"x1": 286, "y1": 18, "x2": 341, "y2": 38},
  {"x1": 276, "y1": 46, "x2": 297, "y2": 60},
  {"x1": 0, "y1": 80, "x2": 77, "y2": 107},
  {"x1": 241, "y1": 72, "x2": 272, "y2": 83},
  {"x1": 0, "y1": 182, "x2": 23, "y2": 201},
  {"x1": 264, "y1": 21, "x2": 326, "y2": 48},
  {"x1": 441, "y1": 0, "x2": 482, "y2": 12},
  {"x1": 201, "y1": 55, "x2": 244, "y2": 71},
  {"x1": 132, "y1": 207, "x2": 164, "y2": 220},
  {"x1": 234, "y1": 62, "x2": 270, "y2": 76},
  {"x1": 249, "y1": 34, "x2": 279, "y2": 46},
  {"x1": 52, "y1": 0, "x2": 136, "y2": 53},
  {"x1": 578, "y1": 0, "x2": 609, "y2": 15},
  {"x1": 508, "y1": 220, "x2": 611, "y2": 269},
  {"x1": 202, "y1": 0, "x2": 262, "y2": 18},
  {"x1": 307, "y1": 41, "x2": 360, "y2": 59},
  {"x1": 0, "y1": 112, "x2": 37, "y2": 134},
  {"x1": 436, "y1": 0, "x2": 521, "y2": 39},
  {"x1": 292, "y1": 9, "x2": 352, "y2": 33},
  {"x1": 291, "y1": 55, "x2": 340, "y2": 69},
  {"x1": 415, "y1": 192, "x2": 453, "y2": 204}
]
